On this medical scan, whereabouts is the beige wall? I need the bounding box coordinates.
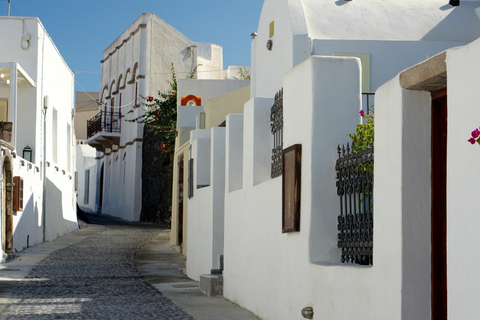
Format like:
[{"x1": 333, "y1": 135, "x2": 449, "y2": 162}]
[
  {"x1": 170, "y1": 141, "x2": 190, "y2": 253},
  {"x1": 75, "y1": 92, "x2": 99, "y2": 140},
  {"x1": 171, "y1": 84, "x2": 250, "y2": 253},
  {"x1": 205, "y1": 85, "x2": 250, "y2": 128}
]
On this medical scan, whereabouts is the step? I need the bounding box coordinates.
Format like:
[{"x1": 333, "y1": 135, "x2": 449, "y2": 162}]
[{"x1": 199, "y1": 274, "x2": 223, "y2": 297}]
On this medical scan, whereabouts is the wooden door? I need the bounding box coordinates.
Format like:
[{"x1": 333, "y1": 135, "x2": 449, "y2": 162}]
[
  {"x1": 431, "y1": 89, "x2": 447, "y2": 320},
  {"x1": 177, "y1": 157, "x2": 184, "y2": 247}
]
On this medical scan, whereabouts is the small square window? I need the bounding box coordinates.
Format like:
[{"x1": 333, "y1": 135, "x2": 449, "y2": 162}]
[{"x1": 269, "y1": 21, "x2": 275, "y2": 38}]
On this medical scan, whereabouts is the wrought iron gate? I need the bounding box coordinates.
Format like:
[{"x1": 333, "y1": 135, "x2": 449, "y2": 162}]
[{"x1": 335, "y1": 144, "x2": 374, "y2": 265}]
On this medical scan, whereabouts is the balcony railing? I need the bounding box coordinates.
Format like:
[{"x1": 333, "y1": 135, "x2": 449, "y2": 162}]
[
  {"x1": 362, "y1": 92, "x2": 375, "y2": 113},
  {"x1": 87, "y1": 111, "x2": 121, "y2": 139}
]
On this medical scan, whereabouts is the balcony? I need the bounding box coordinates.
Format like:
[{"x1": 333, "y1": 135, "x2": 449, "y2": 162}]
[{"x1": 85, "y1": 110, "x2": 121, "y2": 152}]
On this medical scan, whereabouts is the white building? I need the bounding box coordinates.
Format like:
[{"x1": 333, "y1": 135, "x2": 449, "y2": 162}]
[
  {"x1": 0, "y1": 17, "x2": 77, "y2": 261},
  {"x1": 184, "y1": 0, "x2": 480, "y2": 319},
  {"x1": 75, "y1": 92, "x2": 98, "y2": 212},
  {"x1": 86, "y1": 13, "x2": 225, "y2": 221}
]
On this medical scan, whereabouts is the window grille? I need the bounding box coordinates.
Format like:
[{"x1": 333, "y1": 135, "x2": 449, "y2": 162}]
[
  {"x1": 335, "y1": 143, "x2": 374, "y2": 265},
  {"x1": 270, "y1": 88, "x2": 283, "y2": 178}
]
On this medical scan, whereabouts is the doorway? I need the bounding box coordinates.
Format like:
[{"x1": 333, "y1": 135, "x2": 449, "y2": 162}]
[
  {"x1": 177, "y1": 156, "x2": 184, "y2": 249},
  {"x1": 431, "y1": 89, "x2": 447, "y2": 319},
  {"x1": 1, "y1": 157, "x2": 13, "y2": 256},
  {"x1": 99, "y1": 163, "x2": 104, "y2": 213}
]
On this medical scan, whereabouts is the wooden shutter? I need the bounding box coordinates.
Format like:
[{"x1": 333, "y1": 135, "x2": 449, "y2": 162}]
[{"x1": 13, "y1": 176, "x2": 24, "y2": 211}]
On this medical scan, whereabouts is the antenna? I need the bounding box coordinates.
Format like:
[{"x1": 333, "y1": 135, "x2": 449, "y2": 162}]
[{"x1": 8, "y1": 0, "x2": 11, "y2": 16}]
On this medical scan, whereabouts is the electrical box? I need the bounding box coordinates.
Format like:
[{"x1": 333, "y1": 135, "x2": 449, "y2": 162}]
[{"x1": 13, "y1": 176, "x2": 24, "y2": 211}]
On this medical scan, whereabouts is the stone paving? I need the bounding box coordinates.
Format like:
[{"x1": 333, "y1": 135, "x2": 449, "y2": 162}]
[{"x1": 0, "y1": 216, "x2": 195, "y2": 320}]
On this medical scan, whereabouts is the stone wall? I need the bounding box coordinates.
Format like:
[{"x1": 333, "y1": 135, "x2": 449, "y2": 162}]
[{"x1": 141, "y1": 126, "x2": 173, "y2": 223}]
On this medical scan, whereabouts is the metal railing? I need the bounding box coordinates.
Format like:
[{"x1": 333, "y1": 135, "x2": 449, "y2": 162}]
[
  {"x1": 270, "y1": 88, "x2": 283, "y2": 178},
  {"x1": 335, "y1": 143, "x2": 374, "y2": 265},
  {"x1": 87, "y1": 111, "x2": 121, "y2": 138},
  {"x1": 362, "y1": 92, "x2": 375, "y2": 113}
]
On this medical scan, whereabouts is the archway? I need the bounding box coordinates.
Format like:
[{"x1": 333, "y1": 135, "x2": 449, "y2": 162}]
[{"x1": 1, "y1": 157, "x2": 14, "y2": 257}]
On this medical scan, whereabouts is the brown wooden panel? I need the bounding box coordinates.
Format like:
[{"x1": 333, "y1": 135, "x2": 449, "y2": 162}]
[
  {"x1": 431, "y1": 92, "x2": 447, "y2": 320},
  {"x1": 13, "y1": 176, "x2": 24, "y2": 212},
  {"x1": 282, "y1": 144, "x2": 302, "y2": 233}
]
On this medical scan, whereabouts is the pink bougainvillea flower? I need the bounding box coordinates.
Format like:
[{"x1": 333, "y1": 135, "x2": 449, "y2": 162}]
[
  {"x1": 468, "y1": 137, "x2": 477, "y2": 144},
  {"x1": 147, "y1": 96, "x2": 154, "y2": 102},
  {"x1": 359, "y1": 110, "x2": 365, "y2": 117},
  {"x1": 472, "y1": 128, "x2": 480, "y2": 139}
]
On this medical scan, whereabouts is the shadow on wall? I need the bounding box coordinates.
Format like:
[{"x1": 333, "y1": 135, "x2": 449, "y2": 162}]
[
  {"x1": 46, "y1": 178, "x2": 77, "y2": 241},
  {"x1": 422, "y1": 2, "x2": 480, "y2": 42},
  {"x1": 12, "y1": 195, "x2": 41, "y2": 252}
]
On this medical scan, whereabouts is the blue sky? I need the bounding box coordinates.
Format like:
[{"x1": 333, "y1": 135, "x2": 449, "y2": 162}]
[{"x1": 0, "y1": 0, "x2": 264, "y2": 95}]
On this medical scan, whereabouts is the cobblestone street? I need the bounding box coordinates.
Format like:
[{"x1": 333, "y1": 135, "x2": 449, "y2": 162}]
[{"x1": 0, "y1": 215, "x2": 194, "y2": 320}]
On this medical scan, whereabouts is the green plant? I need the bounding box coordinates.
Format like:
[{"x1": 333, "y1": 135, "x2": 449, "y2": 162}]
[
  {"x1": 233, "y1": 67, "x2": 251, "y2": 80},
  {"x1": 347, "y1": 109, "x2": 374, "y2": 172},
  {"x1": 125, "y1": 64, "x2": 195, "y2": 157}
]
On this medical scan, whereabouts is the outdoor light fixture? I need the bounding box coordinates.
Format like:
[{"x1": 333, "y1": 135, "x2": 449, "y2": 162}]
[
  {"x1": 23, "y1": 145, "x2": 32, "y2": 162},
  {"x1": 266, "y1": 39, "x2": 273, "y2": 51},
  {"x1": 449, "y1": 0, "x2": 459, "y2": 6},
  {"x1": 301, "y1": 307, "x2": 314, "y2": 319}
]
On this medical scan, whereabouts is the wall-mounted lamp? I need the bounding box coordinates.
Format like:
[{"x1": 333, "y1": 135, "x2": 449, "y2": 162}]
[
  {"x1": 266, "y1": 39, "x2": 273, "y2": 51},
  {"x1": 251, "y1": 32, "x2": 257, "y2": 39},
  {"x1": 23, "y1": 145, "x2": 32, "y2": 162},
  {"x1": 449, "y1": 0, "x2": 459, "y2": 5},
  {"x1": 301, "y1": 307, "x2": 314, "y2": 319}
]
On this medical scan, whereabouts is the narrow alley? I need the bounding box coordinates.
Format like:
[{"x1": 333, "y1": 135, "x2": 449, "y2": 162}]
[{"x1": 0, "y1": 215, "x2": 258, "y2": 320}]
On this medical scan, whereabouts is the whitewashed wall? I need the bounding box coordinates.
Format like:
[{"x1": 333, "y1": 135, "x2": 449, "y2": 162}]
[
  {"x1": 311, "y1": 39, "x2": 469, "y2": 95},
  {"x1": 443, "y1": 39, "x2": 480, "y2": 320},
  {"x1": 76, "y1": 144, "x2": 97, "y2": 211},
  {"x1": 0, "y1": 17, "x2": 77, "y2": 257},
  {"x1": 374, "y1": 38, "x2": 480, "y2": 319},
  {"x1": 97, "y1": 14, "x2": 225, "y2": 221},
  {"x1": 223, "y1": 56, "x2": 396, "y2": 320},
  {"x1": 222, "y1": 37, "x2": 480, "y2": 320},
  {"x1": 252, "y1": 0, "x2": 480, "y2": 102}
]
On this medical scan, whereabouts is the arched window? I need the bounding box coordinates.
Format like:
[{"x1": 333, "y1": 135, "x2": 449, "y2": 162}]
[
  {"x1": 110, "y1": 80, "x2": 116, "y2": 96},
  {"x1": 100, "y1": 85, "x2": 109, "y2": 104},
  {"x1": 117, "y1": 74, "x2": 123, "y2": 91}
]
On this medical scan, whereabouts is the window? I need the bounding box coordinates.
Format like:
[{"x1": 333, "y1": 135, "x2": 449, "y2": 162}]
[
  {"x1": 0, "y1": 99, "x2": 8, "y2": 122},
  {"x1": 84, "y1": 170, "x2": 90, "y2": 204},
  {"x1": 270, "y1": 88, "x2": 283, "y2": 178}
]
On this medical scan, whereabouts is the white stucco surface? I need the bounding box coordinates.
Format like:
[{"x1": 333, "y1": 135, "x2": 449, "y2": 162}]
[
  {"x1": 93, "y1": 13, "x2": 226, "y2": 221},
  {"x1": 305, "y1": 0, "x2": 480, "y2": 41},
  {"x1": 0, "y1": 17, "x2": 77, "y2": 257},
  {"x1": 76, "y1": 144, "x2": 97, "y2": 211},
  {"x1": 443, "y1": 38, "x2": 480, "y2": 320},
  {"x1": 222, "y1": 56, "x2": 411, "y2": 320},
  {"x1": 186, "y1": 127, "x2": 226, "y2": 281},
  {"x1": 252, "y1": 0, "x2": 480, "y2": 100}
]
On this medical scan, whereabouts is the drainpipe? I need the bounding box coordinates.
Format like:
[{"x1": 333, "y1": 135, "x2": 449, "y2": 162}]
[{"x1": 42, "y1": 96, "x2": 48, "y2": 242}]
